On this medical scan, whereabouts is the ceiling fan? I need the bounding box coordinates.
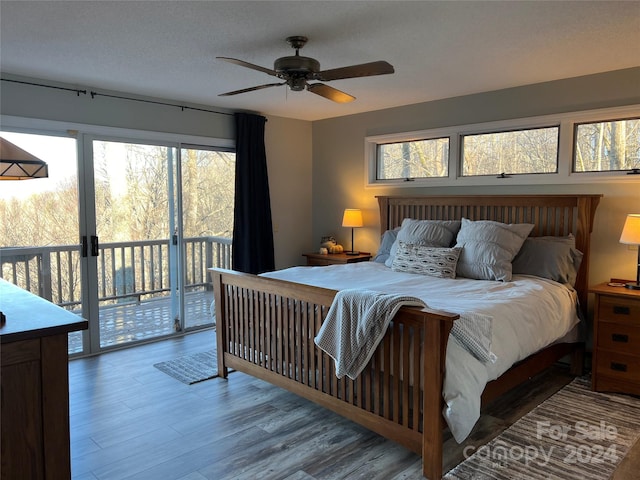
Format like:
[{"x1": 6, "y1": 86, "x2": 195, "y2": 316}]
[{"x1": 217, "y1": 36, "x2": 394, "y2": 103}]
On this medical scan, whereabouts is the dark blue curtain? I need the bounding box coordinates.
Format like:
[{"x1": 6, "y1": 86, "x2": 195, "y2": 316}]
[{"x1": 232, "y1": 113, "x2": 275, "y2": 274}]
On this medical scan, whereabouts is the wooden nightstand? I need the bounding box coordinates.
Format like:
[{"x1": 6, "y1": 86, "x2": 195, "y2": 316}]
[
  {"x1": 590, "y1": 282, "x2": 640, "y2": 395},
  {"x1": 303, "y1": 252, "x2": 371, "y2": 266}
]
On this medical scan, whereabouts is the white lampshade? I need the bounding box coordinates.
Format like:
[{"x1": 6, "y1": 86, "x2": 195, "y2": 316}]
[
  {"x1": 620, "y1": 214, "x2": 640, "y2": 245},
  {"x1": 620, "y1": 214, "x2": 640, "y2": 290},
  {"x1": 342, "y1": 209, "x2": 363, "y2": 228}
]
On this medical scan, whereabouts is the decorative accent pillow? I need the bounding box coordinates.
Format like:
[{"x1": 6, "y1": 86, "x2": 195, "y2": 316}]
[
  {"x1": 391, "y1": 242, "x2": 462, "y2": 278},
  {"x1": 512, "y1": 235, "x2": 583, "y2": 286},
  {"x1": 454, "y1": 218, "x2": 534, "y2": 281},
  {"x1": 372, "y1": 227, "x2": 400, "y2": 264},
  {"x1": 385, "y1": 218, "x2": 461, "y2": 267}
]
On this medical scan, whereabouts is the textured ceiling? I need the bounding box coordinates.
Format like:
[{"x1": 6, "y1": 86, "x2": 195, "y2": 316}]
[{"x1": 1, "y1": 1, "x2": 639, "y2": 121}]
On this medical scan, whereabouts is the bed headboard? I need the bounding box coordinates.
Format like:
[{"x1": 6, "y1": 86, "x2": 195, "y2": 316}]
[{"x1": 377, "y1": 194, "x2": 602, "y2": 312}]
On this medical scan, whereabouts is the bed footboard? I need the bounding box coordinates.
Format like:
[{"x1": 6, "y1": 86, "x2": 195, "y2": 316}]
[{"x1": 210, "y1": 268, "x2": 458, "y2": 480}]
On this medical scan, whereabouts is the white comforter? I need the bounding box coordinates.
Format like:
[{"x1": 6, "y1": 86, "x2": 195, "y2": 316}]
[{"x1": 262, "y1": 262, "x2": 580, "y2": 442}]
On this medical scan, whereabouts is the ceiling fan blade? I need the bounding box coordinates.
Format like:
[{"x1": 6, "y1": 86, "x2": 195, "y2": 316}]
[
  {"x1": 218, "y1": 83, "x2": 285, "y2": 97},
  {"x1": 216, "y1": 57, "x2": 277, "y2": 77},
  {"x1": 316, "y1": 61, "x2": 394, "y2": 81},
  {"x1": 307, "y1": 83, "x2": 355, "y2": 103}
]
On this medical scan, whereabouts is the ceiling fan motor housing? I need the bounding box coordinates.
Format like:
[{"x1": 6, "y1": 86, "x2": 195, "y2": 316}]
[{"x1": 274, "y1": 56, "x2": 320, "y2": 90}]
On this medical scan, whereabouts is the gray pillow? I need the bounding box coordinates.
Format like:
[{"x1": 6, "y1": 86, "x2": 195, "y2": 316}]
[
  {"x1": 512, "y1": 235, "x2": 583, "y2": 286},
  {"x1": 391, "y1": 242, "x2": 462, "y2": 278},
  {"x1": 385, "y1": 218, "x2": 461, "y2": 267},
  {"x1": 455, "y1": 218, "x2": 534, "y2": 281},
  {"x1": 372, "y1": 227, "x2": 400, "y2": 264}
]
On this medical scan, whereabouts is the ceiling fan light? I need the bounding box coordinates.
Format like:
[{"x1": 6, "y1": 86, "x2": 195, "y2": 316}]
[{"x1": 289, "y1": 77, "x2": 307, "y2": 91}]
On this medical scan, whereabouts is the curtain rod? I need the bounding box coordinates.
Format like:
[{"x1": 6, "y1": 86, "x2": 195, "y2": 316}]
[
  {"x1": 1, "y1": 78, "x2": 234, "y2": 117},
  {"x1": 89, "y1": 91, "x2": 233, "y2": 116},
  {"x1": 2, "y1": 78, "x2": 87, "y2": 96}
]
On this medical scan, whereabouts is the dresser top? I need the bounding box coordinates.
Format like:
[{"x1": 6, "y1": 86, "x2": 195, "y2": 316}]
[{"x1": 0, "y1": 279, "x2": 87, "y2": 343}]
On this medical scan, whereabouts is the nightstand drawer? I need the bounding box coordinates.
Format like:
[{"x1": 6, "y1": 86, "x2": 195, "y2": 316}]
[
  {"x1": 303, "y1": 252, "x2": 371, "y2": 266},
  {"x1": 597, "y1": 322, "x2": 640, "y2": 356},
  {"x1": 595, "y1": 350, "x2": 640, "y2": 384},
  {"x1": 306, "y1": 257, "x2": 334, "y2": 266},
  {"x1": 598, "y1": 296, "x2": 640, "y2": 324}
]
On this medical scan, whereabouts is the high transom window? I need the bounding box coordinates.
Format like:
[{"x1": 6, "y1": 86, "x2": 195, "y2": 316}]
[
  {"x1": 364, "y1": 105, "x2": 640, "y2": 187},
  {"x1": 573, "y1": 118, "x2": 640, "y2": 173},
  {"x1": 377, "y1": 137, "x2": 449, "y2": 180},
  {"x1": 461, "y1": 126, "x2": 559, "y2": 177}
]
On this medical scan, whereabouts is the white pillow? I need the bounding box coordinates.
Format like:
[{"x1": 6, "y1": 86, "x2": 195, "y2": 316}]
[
  {"x1": 385, "y1": 218, "x2": 461, "y2": 267},
  {"x1": 454, "y1": 218, "x2": 534, "y2": 281},
  {"x1": 392, "y1": 242, "x2": 462, "y2": 278}
]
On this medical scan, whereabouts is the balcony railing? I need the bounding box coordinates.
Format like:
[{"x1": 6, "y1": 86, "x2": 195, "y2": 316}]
[{"x1": 0, "y1": 236, "x2": 231, "y2": 349}]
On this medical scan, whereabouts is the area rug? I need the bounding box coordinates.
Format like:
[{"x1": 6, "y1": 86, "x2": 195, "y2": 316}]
[
  {"x1": 154, "y1": 350, "x2": 217, "y2": 384},
  {"x1": 445, "y1": 377, "x2": 640, "y2": 480}
]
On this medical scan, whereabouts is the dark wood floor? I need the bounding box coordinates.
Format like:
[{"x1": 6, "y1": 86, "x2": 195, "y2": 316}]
[{"x1": 67, "y1": 330, "x2": 594, "y2": 480}]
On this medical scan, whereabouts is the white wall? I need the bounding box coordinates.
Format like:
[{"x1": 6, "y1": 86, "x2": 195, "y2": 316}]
[
  {"x1": 264, "y1": 115, "x2": 313, "y2": 268},
  {"x1": 0, "y1": 74, "x2": 235, "y2": 139},
  {"x1": 311, "y1": 67, "x2": 640, "y2": 287}
]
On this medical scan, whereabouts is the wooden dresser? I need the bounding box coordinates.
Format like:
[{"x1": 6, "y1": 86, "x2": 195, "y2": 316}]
[
  {"x1": 0, "y1": 279, "x2": 88, "y2": 480},
  {"x1": 590, "y1": 282, "x2": 640, "y2": 396}
]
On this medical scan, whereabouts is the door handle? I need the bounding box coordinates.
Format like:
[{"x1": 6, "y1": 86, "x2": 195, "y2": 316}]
[
  {"x1": 91, "y1": 235, "x2": 99, "y2": 257},
  {"x1": 81, "y1": 236, "x2": 88, "y2": 258}
]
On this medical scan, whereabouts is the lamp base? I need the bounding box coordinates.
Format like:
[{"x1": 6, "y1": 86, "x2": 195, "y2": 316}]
[
  {"x1": 345, "y1": 251, "x2": 360, "y2": 256},
  {"x1": 625, "y1": 282, "x2": 640, "y2": 290}
]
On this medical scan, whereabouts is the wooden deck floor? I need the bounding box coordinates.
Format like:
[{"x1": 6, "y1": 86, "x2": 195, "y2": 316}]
[{"x1": 68, "y1": 290, "x2": 214, "y2": 354}]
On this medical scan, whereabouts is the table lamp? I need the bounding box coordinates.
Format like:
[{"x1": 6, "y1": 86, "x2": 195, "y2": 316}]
[
  {"x1": 620, "y1": 214, "x2": 640, "y2": 290},
  {"x1": 342, "y1": 208, "x2": 363, "y2": 255}
]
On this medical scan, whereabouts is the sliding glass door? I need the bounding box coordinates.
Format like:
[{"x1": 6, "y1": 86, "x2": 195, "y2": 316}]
[
  {"x1": 180, "y1": 145, "x2": 235, "y2": 329},
  {"x1": 84, "y1": 138, "x2": 235, "y2": 351},
  {"x1": 88, "y1": 139, "x2": 180, "y2": 349},
  {"x1": 0, "y1": 129, "x2": 234, "y2": 355}
]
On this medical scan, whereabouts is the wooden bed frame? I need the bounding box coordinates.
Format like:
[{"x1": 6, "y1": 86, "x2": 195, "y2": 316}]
[{"x1": 210, "y1": 194, "x2": 601, "y2": 479}]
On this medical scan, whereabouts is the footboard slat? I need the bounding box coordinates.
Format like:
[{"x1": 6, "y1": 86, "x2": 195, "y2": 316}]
[
  {"x1": 276, "y1": 294, "x2": 283, "y2": 375},
  {"x1": 383, "y1": 333, "x2": 391, "y2": 418},
  {"x1": 401, "y1": 324, "x2": 410, "y2": 427},
  {"x1": 412, "y1": 324, "x2": 421, "y2": 431},
  {"x1": 210, "y1": 268, "x2": 457, "y2": 480},
  {"x1": 392, "y1": 321, "x2": 401, "y2": 423}
]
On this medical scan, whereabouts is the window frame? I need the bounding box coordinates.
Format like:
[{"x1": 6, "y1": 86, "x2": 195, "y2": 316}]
[{"x1": 364, "y1": 104, "x2": 640, "y2": 188}]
